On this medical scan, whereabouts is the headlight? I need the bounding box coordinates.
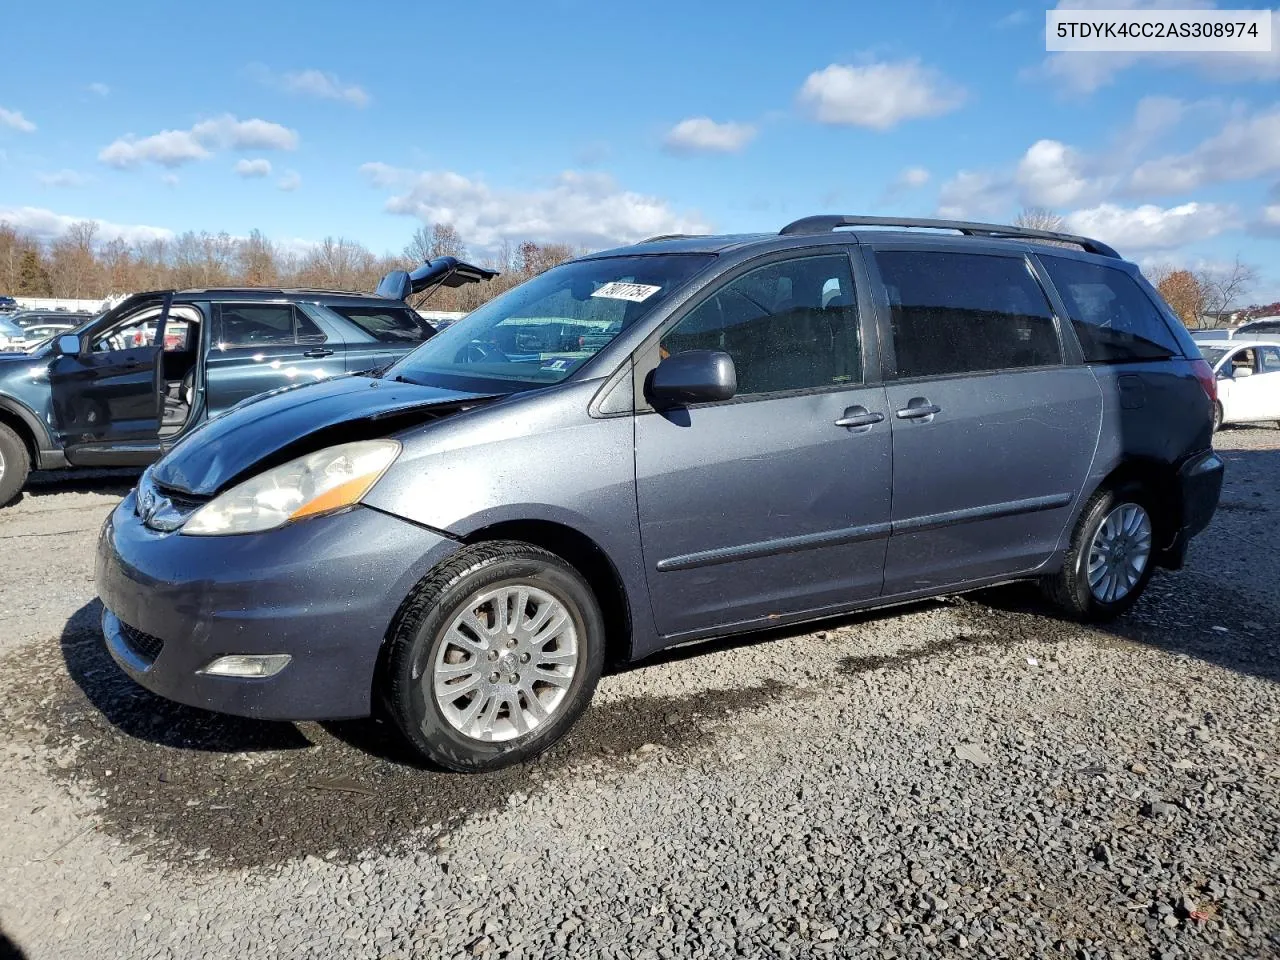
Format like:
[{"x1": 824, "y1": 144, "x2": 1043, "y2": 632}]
[{"x1": 182, "y1": 439, "x2": 400, "y2": 536}]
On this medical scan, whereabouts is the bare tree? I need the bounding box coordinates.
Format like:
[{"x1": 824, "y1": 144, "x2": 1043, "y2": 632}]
[
  {"x1": 1013, "y1": 207, "x2": 1065, "y2": 231},
  {"x1": 1198, "y1": 256, "x2": 1258, "y2": 326},
  {"x1": 237, "y1": 229, "x2": 279, "y2": 286}
]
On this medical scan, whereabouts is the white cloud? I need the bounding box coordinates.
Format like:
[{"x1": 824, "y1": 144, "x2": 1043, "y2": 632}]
[
  {"x1": 162, "y1": 173, "x2": 179, "y2": 187},
  {"x1": 1039, "y1": 3, "x2": 1280, "y2": 94},
  {"x1": 798, "y1": 60, "x2": 965, "y2": 130},
  {"x1": 87, "y1": 82, "x2": 110, "y2": 97},
  {"x1": 99, "y1": 129, "x2": 208, "y2": 168},
  {"x1": 360, "y1": 163, "x2": 710, "y2": 253},
  {"x1": 233, "y1": 158, "x2": 272, "y2": 178},
  {"x1": 99, "y1": 115, "x2": 298, "y2": 169},
  {"x1": 995, "y1": 9, "x2": 1029, "y2": 27},
  {"x1": 896, "y1": 166, "x2": 931, "y2": 189},
  {"x1": 277, "y1": 169, "x2": 302, "y2": 192},
  {"x1": 1129, "y1": 106, "x2": 1280, "y2": 194},
  {"x1": 191, "y1": 115, "x2": 298, "y2": 151},
  {"x1": 1015, "y1": 139, "x2": 1113, "y2": 208},
  {"x1": 36, "y1": 169, "x2": 90, "y2": 188},
  {"x1": 937, "y1": 170, "x2": 1015, "y2": 220},
  {"x1": 281, "y1": 69, "x2": 370, "y2": 107},
  {"x1": 0, "y1": 107, "x2": 36, "y2": 133},
  {"x1": 0, "y1": 205, "x2": 173, "y2": 245},
  {"x1": 662, "y1": 117, "x2": 757, "y2": 154},
  {"x1": 1063, "y1": 201, "x2": 1237, "y2": 251}
]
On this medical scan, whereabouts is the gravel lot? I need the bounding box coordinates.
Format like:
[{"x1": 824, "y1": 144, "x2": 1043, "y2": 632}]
[{"x1": 2, "y1": 428, "x2": 1278, "y2": 960}]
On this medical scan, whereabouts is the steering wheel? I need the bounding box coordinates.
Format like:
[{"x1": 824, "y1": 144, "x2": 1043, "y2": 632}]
[{"x1": 455, "y1": 340, "x2": 507, "y2": 364}]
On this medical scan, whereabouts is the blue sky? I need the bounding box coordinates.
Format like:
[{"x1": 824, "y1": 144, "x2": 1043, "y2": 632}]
[{"x1": 2, "y1": 0, "x2": 1278, "y2": 298}]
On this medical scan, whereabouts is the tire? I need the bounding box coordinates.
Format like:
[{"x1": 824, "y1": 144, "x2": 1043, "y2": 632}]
[
  {"x1": 385, "y1": 540, "x2": 605, "y2": 772},
  {"x1": 1212, "y1": 402, "x2": 1224, "y2": 432},
  {"x1": 1041, "y1": 485, "x2": 1158, "y2": 623},
  {"x1": 0, "y1": 422, "x2": 30, "y2": 508}
]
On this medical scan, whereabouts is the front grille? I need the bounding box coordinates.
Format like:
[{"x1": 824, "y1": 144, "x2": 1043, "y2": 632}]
[{"x1": 119, "y1": 621, "x2": 165, "y2": 665}]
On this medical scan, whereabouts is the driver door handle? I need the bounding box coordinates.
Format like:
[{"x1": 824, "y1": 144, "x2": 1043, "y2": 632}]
[{"x1": 834, "y1": 406, "x2": 885, "y2": 430}]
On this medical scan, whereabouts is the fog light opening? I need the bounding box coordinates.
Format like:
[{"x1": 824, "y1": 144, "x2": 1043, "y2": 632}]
[{"x1": 198, "y1": 654, "x2": 292, "y2": 678}]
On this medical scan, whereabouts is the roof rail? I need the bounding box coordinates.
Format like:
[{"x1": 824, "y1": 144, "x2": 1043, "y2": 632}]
[
  {"x1": 640, "y1": 234, "x2": 691, "y2": 243},
  {"x1": 778, "y1": 215, "x2": 1120, "y2": 259}
]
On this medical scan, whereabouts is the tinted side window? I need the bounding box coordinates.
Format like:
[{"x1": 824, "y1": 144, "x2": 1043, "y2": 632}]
[
  {"x1": 217, "y1": 304, "x2": 302, "y2": 347},
  {"x1": 295, "y1": 309, "x2": 327, "y2": 345},
  {"x1": 876, "y1": 251, "x2": 1061, "y2": 378},
  {"x1": 329, "y1": 305, "x2": 435, "y2": 344},
  {"x1": 1041, "y1": 258, "x2": 1181, "y2": 362},
  {"x1": 661, "y1": 255, "x2": 861, "y2": 396},
  {"x1": 1257, "y1": 347, "x2": 1280, "y2": 373},
  {"x1": 1242, "y1": 320, "x2": 1280, "y2": 336}
]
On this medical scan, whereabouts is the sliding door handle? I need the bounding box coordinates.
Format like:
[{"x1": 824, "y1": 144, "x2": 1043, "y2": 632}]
[{"x1": 895, "y1": 399, "x2": 941, "y2": 420}]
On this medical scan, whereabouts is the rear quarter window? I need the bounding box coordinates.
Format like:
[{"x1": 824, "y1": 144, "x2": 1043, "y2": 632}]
[
  {"x1": 330, "y1": 305, "x2": 436, "y2": 344},
  {"x1": 1041, "y1": 257, "x2": 1182, "y2": 363}
]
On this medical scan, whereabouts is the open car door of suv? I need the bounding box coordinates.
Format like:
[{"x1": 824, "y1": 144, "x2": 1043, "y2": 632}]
[{"x1": 49, "y1": 291, "x2": 173, "y2": 465}]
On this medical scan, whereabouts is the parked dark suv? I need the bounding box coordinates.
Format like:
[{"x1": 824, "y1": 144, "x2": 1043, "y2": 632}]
[
  {"x1": 96, "y1": 216, "x2": 1223, "y2": 771},
  {"x1": 0, "y1": 257, "x2": 494, "y2": 504}
]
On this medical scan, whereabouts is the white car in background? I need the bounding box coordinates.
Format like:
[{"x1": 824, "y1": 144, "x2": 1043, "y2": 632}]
[{"x1": 1199, "y1": 340, "x2": 1280, "y2": 430}]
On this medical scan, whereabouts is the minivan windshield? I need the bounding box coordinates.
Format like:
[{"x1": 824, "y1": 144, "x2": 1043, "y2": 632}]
[{"x1": 384, "y1": 253, "x2": 714, "y2": 393}]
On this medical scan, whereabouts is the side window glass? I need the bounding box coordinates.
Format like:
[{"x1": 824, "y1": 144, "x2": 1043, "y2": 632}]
[
  {"x1": 1258, "y1": 347, "x2": 1280, "y2": 374},
  {"x1": 295, "y1": 309, "x2": 328, "y2": 345},
  {"x1": 660, "y1": 255, "x2": 861, "y2": 396},
  {"x1": 216, "y1": 304, "x2": 297, "y2": 348},
  {"x1": 1041, "y1": 257, "x2": 1181, "y2": 362},
  {"x1": 875, "y1": 251, "x2": 1061, "y2": 379},
  {"x1": 1232, "y1": 349, "x2": 1256, "y2": 375},
  {"x1": 91, "y1": 307, "x2": 161, "y2": 352}
]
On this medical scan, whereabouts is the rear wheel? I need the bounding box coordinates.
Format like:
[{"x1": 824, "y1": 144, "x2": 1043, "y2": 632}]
[
  {"x1": 384, "y1": 541, "x2": 605, "y2": 772},
  {"x1": 0, "y1": 422, "x2": 30, "y2": 508},
  {"x1": 1212, "y1": 402, "x2": 1224, "y2": 432},
  {"x1": 1042, "y1": 486, "x2": 1157, "y2": 622}
]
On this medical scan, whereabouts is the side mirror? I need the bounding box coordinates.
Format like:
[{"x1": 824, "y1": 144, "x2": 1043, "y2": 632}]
[
  {"x1": 53, "y1": 334, "x2": 81, "y2": 356},
  {"x1": 645, "y1": 350, "x2": 736, "y2": 408}
]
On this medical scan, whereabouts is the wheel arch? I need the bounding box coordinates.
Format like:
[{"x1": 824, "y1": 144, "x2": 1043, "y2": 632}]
[
  {"x1": 0, "y1": 396, "x2": 48, "y2": 466},
  {"x1": 458, "y1": 519, "x2": 634, "y2": 668},
  {"x1": 1090, "y1": 456, "x2": 1182, "y2": 564}
]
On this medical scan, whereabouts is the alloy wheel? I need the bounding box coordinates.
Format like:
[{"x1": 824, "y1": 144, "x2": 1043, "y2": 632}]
[
  {"x1": 428, "y1": 583, "x2": 579, "y2": 742},
  {"x1": 1086, "y1": 502, "x2": 1153, "y2": 604}
]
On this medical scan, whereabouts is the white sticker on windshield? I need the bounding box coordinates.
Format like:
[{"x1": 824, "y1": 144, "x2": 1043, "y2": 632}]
[{"x1": 590, "y1": 281, "x2": 661, "y2": 303}]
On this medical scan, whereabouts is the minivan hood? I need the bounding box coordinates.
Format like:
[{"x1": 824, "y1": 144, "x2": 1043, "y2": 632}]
[{"x1": 152, "y1": 375, "x2": 494, "y2": 496}]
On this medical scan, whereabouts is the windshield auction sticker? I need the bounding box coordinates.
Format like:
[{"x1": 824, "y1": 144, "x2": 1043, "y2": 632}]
[
  {"x1": 591, "y1": 282, "x2": 662, "y2": 302},
  {"x1": 1047, "y1": 9, "x2": 1271, "y2": 51}
]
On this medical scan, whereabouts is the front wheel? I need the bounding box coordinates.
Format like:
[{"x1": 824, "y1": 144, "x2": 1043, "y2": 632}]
[
  {"x1": 1042, "y1": 487, "x2": 1157, "y2": 622},
  {"x1": 0, "y1": 422, "x2": 30, "y2": 508},
  {"x1": 384, "y1": 541, "x2": 605, "y2": 772}
]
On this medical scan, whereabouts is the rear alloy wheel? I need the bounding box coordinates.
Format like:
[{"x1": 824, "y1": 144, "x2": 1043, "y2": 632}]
[
  {"x1": 1042, "y1": 486, "x2": 1157, "y2": 622},
  {"x1": 0, "y1": 422, "x2": 30, "y2": 508},
  {"x1": 1212, "y1": 401, "x2": 1224, "y2": 432},
  {"x1": 385, "y1": 541, "x2": 604, "y2": 772}
]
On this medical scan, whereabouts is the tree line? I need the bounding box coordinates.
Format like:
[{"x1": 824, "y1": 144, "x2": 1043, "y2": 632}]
[
  {"x1": 6, "y1": 211, "x2": 1271, "y2": 326},
  {"x1": 0, "y1": 221, "x2": 580, "y2": 313}
]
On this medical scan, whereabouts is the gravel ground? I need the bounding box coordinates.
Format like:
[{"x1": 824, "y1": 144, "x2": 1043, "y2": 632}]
[{"x1": 1, "y1": 429, "x2": 1278, "y2": 960}]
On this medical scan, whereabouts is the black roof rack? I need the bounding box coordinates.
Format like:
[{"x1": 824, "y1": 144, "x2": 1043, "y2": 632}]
[
  {"x1": 640, "y1": 233, "x2": 692, "y2": 243},
  {"x1": 778, "y1": 215, "x2": 1120, "y2": 259}
]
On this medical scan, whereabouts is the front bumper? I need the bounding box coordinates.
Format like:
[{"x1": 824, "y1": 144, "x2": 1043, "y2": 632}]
[{"x1": 96, "y1": 494, "x2": 460, "y2": 720}]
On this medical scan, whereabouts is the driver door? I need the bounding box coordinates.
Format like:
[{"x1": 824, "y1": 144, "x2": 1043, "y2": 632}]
[{"x1": 49, "y1": 293, "x2": 171, "y2": 463}]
